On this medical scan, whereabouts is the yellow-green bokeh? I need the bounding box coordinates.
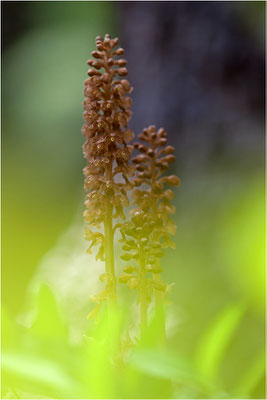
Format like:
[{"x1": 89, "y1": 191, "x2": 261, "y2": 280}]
[{"x1": 2, "y1": 2, "x2": 265, "y2": 399}]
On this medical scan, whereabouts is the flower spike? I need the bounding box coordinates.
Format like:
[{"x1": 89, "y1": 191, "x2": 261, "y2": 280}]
[{"x1": 82, "y1": 34, "x2": 134, "y2": 316}]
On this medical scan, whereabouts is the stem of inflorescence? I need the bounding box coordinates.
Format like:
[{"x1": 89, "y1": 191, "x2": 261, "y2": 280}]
[
  {"x1": 151, "y1": 141, "x2": 166, "y2": 344},
  {"x1": 139, "y1": 251, "x2": 148, "y2": 340}
]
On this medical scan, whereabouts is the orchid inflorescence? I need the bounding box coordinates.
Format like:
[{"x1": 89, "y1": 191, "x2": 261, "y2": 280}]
[
  {"x1": 82, "y1": 34, "x2": 180, "y2": 337},
  {"x1": 82, "y1": 34, "x2": 134, "y2": 311},
  {"x1": 119, "y1": 126, "x2": 180, "y2": 334}
]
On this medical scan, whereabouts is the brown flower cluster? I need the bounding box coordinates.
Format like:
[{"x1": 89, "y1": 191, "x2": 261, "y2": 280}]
[
  {"x1": 132, "y1": 125, "x2": 180, "y2": 250},
  {"x1": 82, "y1": 34, "x2": 134, "y2": 260},
  {"x1": 82, "y1": 35, "x2": 180, "y2": 334},
  {"x1": 119, "y1": 126, "x2": 180, "y2": 323}
]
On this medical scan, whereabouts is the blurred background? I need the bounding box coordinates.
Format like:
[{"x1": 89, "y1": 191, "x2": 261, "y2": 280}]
[{"x1": 2, "y1": 1, "x2": 265, "y2": 399}]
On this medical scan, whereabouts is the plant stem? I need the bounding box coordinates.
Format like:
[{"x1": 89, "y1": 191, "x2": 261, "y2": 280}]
[
  {"x1": 140, "y1": 254, "x2": 147, "y2": 340},
  {"x1": 150, "y1": 145, "x2": 166, "y2": 344},
  {"x1": 104, "y1": 209, "x2": 116, "y2": 301},
  {"x1": 104, "y1": 161, "x2": 116, "y2": 309}
]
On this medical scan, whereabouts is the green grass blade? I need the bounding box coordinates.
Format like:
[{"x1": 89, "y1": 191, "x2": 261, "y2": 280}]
[
  {"x1": 2, "y1": 351, "x2": 83, "y2": 398},
  {"x1": 195, "y1": 303, "x2": 245, "y2": 380},
  {"x1": 30, "y1": 283, "x2": 68, "y2": 340}
]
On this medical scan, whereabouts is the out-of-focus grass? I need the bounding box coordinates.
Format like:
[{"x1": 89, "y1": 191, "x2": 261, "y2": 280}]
[
  {"x1": 0, "y1": 284, "x2": 232, "y2": 399},
  {"x1": 195, "y1": 303, "x2": 245, "y2": 381}
]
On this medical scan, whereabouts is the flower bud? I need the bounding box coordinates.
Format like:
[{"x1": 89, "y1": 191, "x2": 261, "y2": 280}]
[
  {"x1": 155, "y1": 159, "x2": 167, "y2": 168},
  {"x1": 84, "y1": 78, "x2": 91, "y2": 86},
  {"x1": 119, "y1": 274, "x2": 132, "y2": 283},
  {"x1": 158, "y1": 138, "x2": 167, "y2": 146},
  {"x1": 138, "y1": 144, "x2": 148, "y2": 153},
  {"x1": 157, "y1": 128, "x2": 166, "y2": 137},
  {"x1": 162, "y1": 155, "x2": 176, "y2": 163},
  {"x1": 87, "y1": 69, "x2": 101, "y2": 77},
  {"x1": 147, "y1": 149, "x2": 155, "y2": 157},
  {"x1": 101, "y1": 73, "x2": 109, "y2": 83},
  {"x1": 118, "y1": 68, "x2": 128, "y2": 76},
  {"x1": 148, "y1": 125, "x2": 156, "y2": 132},
  {"x1": 107, "y1": 58, "x2": 114, "y2": 66},
  {"x1": 112, "y1": 37, "x2": 119, "y2": 46},
  {"x1": 138, "y1": 133, "x2": 148, "y2": 141},
  {"x1": 121, "y1": 79, "x2": 131, "y2": 90},
  {"x1": 132, "y1": 154, "x2": 147, "y2": 164},
  {"x1": 91, "y1": 50, "x2": 104, "y2": 59},
  {"x1": 120, "y1": 253, "x2": 132, "y2": 261},
  {"x1": 166, "y1": 175, "x2": 180, "y2": 186},
  {"x1": 164, "y1": 146, "x2": 174, "y2": 155},
  {"x1": 162, "y1": 189, "x2": 175, "y2": 200},
  {"x1": 117, "y1": 59, "x2": 127, "y2": 67},
  {"x1": 114, "y1": 48, "x2": 125, "y2": 55},
  {"x1": 123, "y1": 265, "x2": 135, "y2": 273},
  {"x1": 87, "y1": 60, "x2": 102, "y2": 69},
  {"x1": 123, "y1": 97, "x2": 133, "y2": 109},
  {"x1": 96, "y1": 43, "x2": 105, "y2": 51},
  {"x1": 146, "y1": 265, "x2": 162, "y2": 273}
]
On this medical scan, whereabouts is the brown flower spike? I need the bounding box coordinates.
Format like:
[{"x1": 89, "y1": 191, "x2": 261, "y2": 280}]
[
  {"x1": 82, "y1": 34, "x2": 134, "y2": 312},
  {"x1": 119, "y1": 125, "x2": 180, "y2": 338},
  {"x1": 82, "y1": 35, "x2": 180, "y2": 340}
]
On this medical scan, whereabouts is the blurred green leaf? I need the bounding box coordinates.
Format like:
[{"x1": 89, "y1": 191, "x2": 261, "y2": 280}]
[
  {"x1": 195, "y1": 303, "x2": 245, "y2": 381},
  {"x1": 81, "y1": 307, "x2": 132, "y2": 398},
  {"x1": 2, "y1": 351, "x2": 83, "y2": 398},
  {"x1": 127, "y1": 347, "x2": 228, "y2": 399},
  {"x1": 220, "y1": 179, "x2": 264, "y2": 311},
  {"x1": 29, "y1": 283, "x2": 68, "y2": 340},
  {"x1": 128, "y1": 347, "x2": 194, "y2": 383}
]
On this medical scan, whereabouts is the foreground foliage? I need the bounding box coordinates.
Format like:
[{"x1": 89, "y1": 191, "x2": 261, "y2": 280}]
[{"x1": 2, "y1": 283, "x2": 264, "y2": 399}]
